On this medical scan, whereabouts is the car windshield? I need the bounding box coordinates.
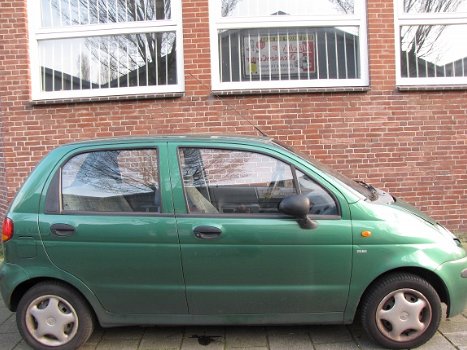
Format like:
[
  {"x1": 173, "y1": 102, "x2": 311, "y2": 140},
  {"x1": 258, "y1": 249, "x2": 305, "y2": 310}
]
[{"x1": 274, "y1": 141, "x2": 376, "y2": 200}]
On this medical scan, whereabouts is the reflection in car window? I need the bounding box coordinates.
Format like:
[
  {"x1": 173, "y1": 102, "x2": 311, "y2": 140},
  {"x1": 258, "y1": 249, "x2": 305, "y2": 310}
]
[
  {"x1": 62, "y1": 149, "x2": 160, "y2": 213},
  {"x1": 178, "y1": 148, "x2": 296, "y2": 214},
  {"x1": 296, "y1": 170, "x2": 338, "y2": 216}
]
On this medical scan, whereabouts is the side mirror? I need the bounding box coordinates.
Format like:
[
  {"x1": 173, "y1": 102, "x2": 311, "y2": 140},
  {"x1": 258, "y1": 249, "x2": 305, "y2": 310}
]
[{"x1": 278, "y1": 194, "x2": 318, "y2": 229}]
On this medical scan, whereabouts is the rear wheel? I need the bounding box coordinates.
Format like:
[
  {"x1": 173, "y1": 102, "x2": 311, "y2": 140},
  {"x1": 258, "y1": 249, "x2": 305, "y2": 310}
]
[
  {"x1": 360, "y1": 273, "x2": 441, "y2": 349},
  {"x1": 17, "y1": 282, "x2": 94, "y2": 350}
]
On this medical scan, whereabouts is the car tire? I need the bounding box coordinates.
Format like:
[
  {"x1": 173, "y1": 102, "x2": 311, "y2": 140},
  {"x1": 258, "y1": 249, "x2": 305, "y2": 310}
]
[
  {"x1": 360, "y1": 272, "x2": 442, "y2": 349},
  {"x1": 16, "y1": 281, "x2": 94, "y2": 350}
]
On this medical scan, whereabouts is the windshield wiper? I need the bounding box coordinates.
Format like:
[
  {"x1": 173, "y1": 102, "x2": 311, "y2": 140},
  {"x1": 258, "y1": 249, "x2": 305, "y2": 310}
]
[{"x1": 355, "y1": 180, "x2": 378, "y2": 201}]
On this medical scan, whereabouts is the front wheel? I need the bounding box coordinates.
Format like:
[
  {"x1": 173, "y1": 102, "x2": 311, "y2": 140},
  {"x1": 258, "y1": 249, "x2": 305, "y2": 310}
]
[
  {"x1": 16, "y1": 282, "x2": 94, "y2": 350},
  {"x1": 360, "y1": 273, "x2": 442, "y2": 349}
]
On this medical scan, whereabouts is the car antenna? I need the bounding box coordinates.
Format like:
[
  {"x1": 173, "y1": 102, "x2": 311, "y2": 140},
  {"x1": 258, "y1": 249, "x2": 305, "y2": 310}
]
[{"x1": 189, "y1": 73, "x2": 269, "y2": 137}]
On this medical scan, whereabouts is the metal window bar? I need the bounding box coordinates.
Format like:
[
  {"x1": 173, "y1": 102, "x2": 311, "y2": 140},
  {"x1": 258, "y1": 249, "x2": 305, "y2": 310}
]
[
  {"x1": 277, "y1": 32, "x2": 281, "y2": 80},
  {"x1": 267, "y1": 30, "x2": 272, "y2": 81},
  {"x1": 165, "y1": 37, "x2": 169, "y2": 85},
  {"x1": 68, "y1": 0, "x2": 72, "y2": 25},
  {"x1": 237, "y1": 33, "x2": 242, "y2": 81},
  {"x1": 125, "y1": 0, "x2": 128, "y2": 22},
  {"x1": 58, "y1": 0, "x2": 63, "y2": 26},
  {"x1": 286, "y1": 32, "x2": 290, "y2": 80},
  {"x1": 77, "y1": 0, "x2": 81, "y2": 25},
  {"x1": 154, "y1": 33, "x2": 159, "y2": 85},
  {"x1": 324, "y1": 31, "x2": 329, "y2": 79},
  {"x1": 145, "y1": 38, "x2": 149, "y2": 86},
  {"x1": 296, "y1": 28, "x2": 300, "y2": 79},
  {"x1": 228, "y1": 33, "x2": 233, "y2": 82},
  {"x1": 334, "y1": 30, "x2": 339, "y2": 79},
  {"x1": 343, "y1": 31, "x2": 348, "y2": 79},
  {"x1": 353, "y1": 34, "x2": 357, "y2": 78},
  {"x1": 116, "y1": 42, "x2": 120, "y2": 88},
  {"x1": 87, "y1": 0, "x2": 90, "y2": 24},
  {"x1": 79, "y1": 41, "x2": 83, "y2": 90},
  {"x1": 257, "y1": 31, "x2": 262, "y2": 81},
  {"x1": 126, "y1": 40, "x2": 130, "y2": 87},
  {"x1": 98, "y1": 41, "x2": 102, "y2": 86},
  {"x1": 248, "y1": 32, "x2": 252, "y2": 81},
  {"x1": 306, "y1": 31, "x2": 311, "y2": 80},
  {"x1": 316, "y1": 31, "x2": 320, "y2": 79},
  {"x1": 108, "y1": 39, "x2": 111, "y2": 87}
]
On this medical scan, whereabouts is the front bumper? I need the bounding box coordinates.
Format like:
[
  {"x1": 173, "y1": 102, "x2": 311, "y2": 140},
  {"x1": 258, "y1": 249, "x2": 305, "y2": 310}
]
[{"x1": 437, "y1": 255, "x2": 467, "y2": 317}]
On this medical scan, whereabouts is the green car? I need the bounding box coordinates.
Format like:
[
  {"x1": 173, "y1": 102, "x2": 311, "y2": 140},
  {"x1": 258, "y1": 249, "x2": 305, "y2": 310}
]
[{"x1": 1, "y1": 135, "x2": 466, "y2": 350}]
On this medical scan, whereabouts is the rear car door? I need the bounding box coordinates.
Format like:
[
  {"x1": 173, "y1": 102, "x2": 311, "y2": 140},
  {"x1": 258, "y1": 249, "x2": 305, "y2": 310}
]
[
  {"x1": 38, "y1": 142, "x2": 188, "y2": 315},
  {"x1": 169, "y1": 141, "x2": 353, "y2": 318}
]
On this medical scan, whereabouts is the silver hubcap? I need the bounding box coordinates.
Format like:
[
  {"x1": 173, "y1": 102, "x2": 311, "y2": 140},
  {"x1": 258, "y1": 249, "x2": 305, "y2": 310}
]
[
  {"x1": 25, "y1": 295, "x2": 78, "y2": 346},
  {"x1": 376, "y1": 288, "x2": 432, "y2": 342}
]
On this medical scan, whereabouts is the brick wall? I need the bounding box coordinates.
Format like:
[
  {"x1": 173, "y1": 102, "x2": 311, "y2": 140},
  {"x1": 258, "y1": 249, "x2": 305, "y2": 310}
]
[{"x1": 0, "y1": 0, "x2": 466, "y2": 233}]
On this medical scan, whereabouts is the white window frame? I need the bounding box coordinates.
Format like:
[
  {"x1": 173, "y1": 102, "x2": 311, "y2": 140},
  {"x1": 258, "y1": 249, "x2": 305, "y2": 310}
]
[
  {"x1": 209, "y1": 0, "x2": 369, "y2": 92},
  {"x1": 395, "y1": 0, "x2": 467, "y2": 86},
  {"x1": 28, "y1": 0, "x2": 184, "y2": 101}
]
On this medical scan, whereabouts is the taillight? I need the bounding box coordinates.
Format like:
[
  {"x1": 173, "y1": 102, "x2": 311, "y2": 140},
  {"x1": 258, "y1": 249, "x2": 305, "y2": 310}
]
[{"x1": 2, "y1": 217, "x2": 14, "y2": 242}]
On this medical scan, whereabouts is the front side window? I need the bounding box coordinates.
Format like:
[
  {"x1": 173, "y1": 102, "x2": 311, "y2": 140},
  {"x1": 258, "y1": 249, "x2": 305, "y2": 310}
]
[
  {"x1": 210, "y1": 0, "x2": 368, "y2": 91},
  {"x1": 395, "y1": 0, "x2": 467, "y2": 85},
  {"x1": 29, "y1": 0, "x2": 183, "y2": 100},
  {"x1": 178, "y1": 147, "x2": 338, "y2": 216},
  {"x1": 62, "y1": 149, "x2": 160, "y2": 213}
]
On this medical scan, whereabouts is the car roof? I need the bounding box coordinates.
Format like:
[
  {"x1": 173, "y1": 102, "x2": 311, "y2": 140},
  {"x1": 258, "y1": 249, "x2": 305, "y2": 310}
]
[{"x1": 62, "y1": 134, "x2": 274, "y2": 147}]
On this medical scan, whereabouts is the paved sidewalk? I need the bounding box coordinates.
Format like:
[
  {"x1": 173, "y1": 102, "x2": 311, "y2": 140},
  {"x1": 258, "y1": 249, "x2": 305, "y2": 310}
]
[{"x1": 1, "y1": 301, "x2": 465, "y2": 350}]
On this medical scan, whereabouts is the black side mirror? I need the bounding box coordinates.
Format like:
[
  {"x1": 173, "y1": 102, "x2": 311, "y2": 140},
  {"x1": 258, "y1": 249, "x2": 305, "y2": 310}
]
[{"x1": 278, "y1": 194, "x2": 318, "y2": 229}]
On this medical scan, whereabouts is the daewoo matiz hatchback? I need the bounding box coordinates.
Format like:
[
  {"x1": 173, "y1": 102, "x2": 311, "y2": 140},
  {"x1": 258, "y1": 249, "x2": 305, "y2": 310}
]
[{"x1": 1, "y1": 135, "x2": 466, "y2": 350}]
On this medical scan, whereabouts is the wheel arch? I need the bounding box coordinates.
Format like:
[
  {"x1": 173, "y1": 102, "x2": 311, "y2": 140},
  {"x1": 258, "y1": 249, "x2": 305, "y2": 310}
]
[
  {"x1": 357, "y1": 267, "x2": 449, "y2": 316},
  {"x1": 9, "y1": 277, "x2": 99, "y2": 322}
]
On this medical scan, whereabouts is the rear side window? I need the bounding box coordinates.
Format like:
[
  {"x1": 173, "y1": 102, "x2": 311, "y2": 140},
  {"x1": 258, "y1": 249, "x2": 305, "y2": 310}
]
[{"x1": 61, "y1": 149, "x2": 160, "y2": 213}]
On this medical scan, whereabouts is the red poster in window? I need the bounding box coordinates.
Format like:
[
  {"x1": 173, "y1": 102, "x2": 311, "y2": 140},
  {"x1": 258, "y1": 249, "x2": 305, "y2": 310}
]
[{"x1": 243, "y1": 32, "x2": 316, "y2": 77}]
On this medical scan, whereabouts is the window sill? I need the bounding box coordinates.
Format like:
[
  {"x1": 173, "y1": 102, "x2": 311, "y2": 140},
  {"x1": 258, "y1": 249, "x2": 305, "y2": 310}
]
[
  {"x1": 30, "y1": 92, "x2": 184, "y2": 106},
  {"x1": 212, "y1": 86, "x2": 370, "y2": 96},
  {"x1": 397, "y1": 85, "x2": 467, "y2": 92}
]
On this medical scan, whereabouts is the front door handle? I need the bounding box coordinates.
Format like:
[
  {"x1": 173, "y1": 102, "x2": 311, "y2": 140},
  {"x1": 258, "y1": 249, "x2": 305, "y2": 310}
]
[
  {"x1": 193, "y1": 226, "x2": 222, "y2": 240},
  {"x1": 50, "y1": 224, "x2": 75, "y2": 237}
]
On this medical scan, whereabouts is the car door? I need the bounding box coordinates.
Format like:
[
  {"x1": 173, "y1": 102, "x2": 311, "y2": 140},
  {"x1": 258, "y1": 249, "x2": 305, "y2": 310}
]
[
  {"x1": 38, "y1": 142, "x2": 188, "y2": 315},
  {"x1": 169, "y1": 141, "x2": 352, "y2": 318}
]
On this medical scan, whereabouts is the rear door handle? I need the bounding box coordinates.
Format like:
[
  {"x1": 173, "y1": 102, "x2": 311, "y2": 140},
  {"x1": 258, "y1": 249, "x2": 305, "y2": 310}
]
[
  {"x1": 193, "y1": 226, "x2": 222, "y2": 240},
  {"x1": 50, "y1": 224, "x2": 75, "y2": 237}
]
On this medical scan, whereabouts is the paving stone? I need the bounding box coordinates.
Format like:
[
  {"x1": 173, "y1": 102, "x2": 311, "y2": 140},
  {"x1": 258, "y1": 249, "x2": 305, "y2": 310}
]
[
  {"x1": 96, "y1": 338, "x2": 141, "y2": 350},
  {"x1": 0, "y1": 304, "x2": 13, "y2": 324},
  {"x1": 139, "y1": 327, "x2": 183, "y2": 350},
  {"x1": 267, "y1": 329, "x2": 313, "y2": 350},
  {"x1": 12, "y1": 339, "x2": 33, "y2": 350},
  {"x1": 314, "y1": 342, "x2": 360, "y2": 350},
  {"x1": 225, "y1": 326, "x2": 268, "y2": 348},
  {"x1": 309, "y1": 325, "x2": 353, "y2": 344},
  {"x1": 417, "y1": 332, "x2": 457, "y2": 350},
  {"x1": 0, "y1": 332, "x2": 23, "y2": 350},
  {"x1": 0, "y1": 314, "x2": 19, "y2": 333},
  {"x1": 442, "y1": 331, "x2": 467, "y2": 347},
  {"x1": 440, "y1": 314, "x2": 467, "y2": 333}
]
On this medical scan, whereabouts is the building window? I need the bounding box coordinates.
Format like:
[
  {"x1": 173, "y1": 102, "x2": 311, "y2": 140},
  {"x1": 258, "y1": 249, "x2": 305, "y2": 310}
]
[
  {"x1": 395, "y1": 0, "x2": 467, "y2": 86},
  {"x1": 209, "y1": 0, "x2": 368, "y2": 92},
  {"x1": 29, "y1": 0, "x2": 184, "y2": 100}
]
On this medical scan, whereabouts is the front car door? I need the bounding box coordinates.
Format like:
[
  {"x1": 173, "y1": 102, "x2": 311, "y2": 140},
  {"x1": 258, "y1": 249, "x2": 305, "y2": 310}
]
[
  {"x1": 169, "y1": 140, "x2": 352, "y2": 321},
  {"x1": 38, "y1": 142, "x2": 187, "y2": 315}
]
